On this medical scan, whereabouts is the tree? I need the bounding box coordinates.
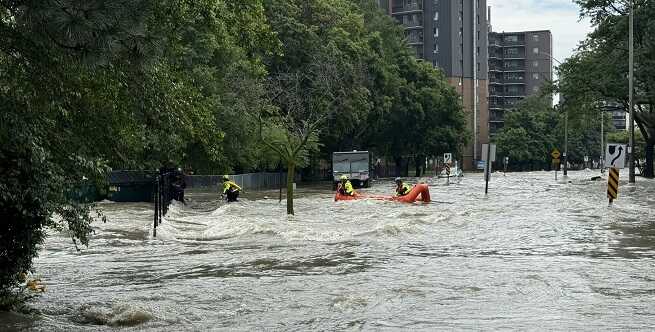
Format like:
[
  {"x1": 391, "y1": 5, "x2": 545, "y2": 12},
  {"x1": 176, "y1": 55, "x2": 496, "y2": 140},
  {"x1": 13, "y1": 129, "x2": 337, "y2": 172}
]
[
  {"x1": 0, "y1": 0, "x2": 277, "y2": 308},
  {"x1": 562, "y1": 0, "x2": 655, "y2": 177},
  {"x1": 494, "y1": 96, "x2": 560, "y2": 170}
]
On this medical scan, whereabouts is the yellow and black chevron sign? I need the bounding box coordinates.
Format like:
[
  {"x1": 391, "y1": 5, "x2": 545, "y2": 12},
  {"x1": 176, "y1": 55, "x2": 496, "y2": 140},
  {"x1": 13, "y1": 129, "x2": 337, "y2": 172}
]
[{"x1": 607, "y1": 167, "x2": 619, "y2": 201}]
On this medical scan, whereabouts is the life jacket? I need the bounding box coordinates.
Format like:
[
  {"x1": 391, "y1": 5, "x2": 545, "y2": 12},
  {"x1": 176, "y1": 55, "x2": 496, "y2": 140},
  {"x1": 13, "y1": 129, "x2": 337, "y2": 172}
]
[
  {"x1": 222, "y1": 180, "x2": 242, "y2": 194},
  {"x1": 339, "y1": 181, "x2": 355, "y2": 196},
  {"x1": 396, "y1": 183, "x2": 412, "y2": 196}
]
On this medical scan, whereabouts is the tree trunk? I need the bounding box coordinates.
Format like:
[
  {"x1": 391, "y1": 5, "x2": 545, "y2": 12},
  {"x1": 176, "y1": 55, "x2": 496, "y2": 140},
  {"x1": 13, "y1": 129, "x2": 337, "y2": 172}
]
[
  {"x1": 645, "y1": 142, "x2": 654, "y2": 178},
  {"x1": 286, "y1": 162, "x2": 295, "y2": 215},
  {"x1": 415, "y1": 156, "x2": 422, "y2": 177}
]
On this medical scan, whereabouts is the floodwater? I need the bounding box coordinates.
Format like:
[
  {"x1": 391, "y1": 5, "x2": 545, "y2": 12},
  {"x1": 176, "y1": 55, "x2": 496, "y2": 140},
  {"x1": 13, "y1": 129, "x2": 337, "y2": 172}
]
[{"x1": 2, "y1": 171, "x2": 655, "y2": 331}]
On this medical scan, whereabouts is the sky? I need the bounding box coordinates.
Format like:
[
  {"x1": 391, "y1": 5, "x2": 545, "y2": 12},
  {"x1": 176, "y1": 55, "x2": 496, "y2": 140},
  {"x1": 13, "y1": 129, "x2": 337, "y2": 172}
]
[{"x1": 487, "y1": 0, "x2": 593, "y2": 65}]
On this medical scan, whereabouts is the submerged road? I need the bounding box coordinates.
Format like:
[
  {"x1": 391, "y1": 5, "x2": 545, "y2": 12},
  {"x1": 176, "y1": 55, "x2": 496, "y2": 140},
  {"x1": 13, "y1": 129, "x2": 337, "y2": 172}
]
[{"x1": 2, "y1": 171, "x2": 655, "y2": 330}]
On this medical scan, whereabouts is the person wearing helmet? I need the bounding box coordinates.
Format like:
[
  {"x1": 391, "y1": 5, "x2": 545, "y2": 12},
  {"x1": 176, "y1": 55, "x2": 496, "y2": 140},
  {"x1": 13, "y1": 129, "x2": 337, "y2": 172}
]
[
  {"x1": 394, "y1": 177, "x2": 412, "y2": 196},
  {"x1": 337, "y1": 175, "x2": 355, "y2": 196},
  {"x1": 221, "y1": 175, "x2": 242, "y2": 202}
]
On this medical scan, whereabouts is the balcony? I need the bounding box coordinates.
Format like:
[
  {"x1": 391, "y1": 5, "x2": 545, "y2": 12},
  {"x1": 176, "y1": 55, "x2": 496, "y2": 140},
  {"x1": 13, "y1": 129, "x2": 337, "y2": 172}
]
[
  {"x1": 403, "y1": 20, "x2": 423, "y2": 29},
  {"x1": 391, "y1": 2, "x2": 423, "y2": 14},
  {"x1": 489, "y1": 65, "x2": 504, "y2": 72}
]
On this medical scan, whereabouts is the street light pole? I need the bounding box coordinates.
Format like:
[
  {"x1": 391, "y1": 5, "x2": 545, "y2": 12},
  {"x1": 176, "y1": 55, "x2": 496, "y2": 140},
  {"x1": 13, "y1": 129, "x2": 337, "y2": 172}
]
[
  {"x1": 628, "y1": 0, "x2": 636, "y2": 183},
  {"x1": 541, "y1": 51, "x2": 567, "y2": 176},
  {"x1": 600, "y1": 109, "x2": 605, "y2": 173},
  {"x1": 563, "y1": 108, "x2": 568, "y2": 176}
]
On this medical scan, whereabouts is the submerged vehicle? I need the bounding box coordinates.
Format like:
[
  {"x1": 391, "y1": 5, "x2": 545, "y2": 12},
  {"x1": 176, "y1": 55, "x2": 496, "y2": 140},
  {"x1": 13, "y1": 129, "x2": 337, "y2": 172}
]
[
  {"x1": 332, "y1": 151, "x2": 370, "y2": 188},
  {"x1": 334, "y1": 184, "x2": 431, "y2": 203}
]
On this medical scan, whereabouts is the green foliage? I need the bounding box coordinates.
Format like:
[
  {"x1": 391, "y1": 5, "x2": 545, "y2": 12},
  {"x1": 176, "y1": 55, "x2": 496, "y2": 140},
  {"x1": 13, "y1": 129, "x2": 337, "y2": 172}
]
[
  {"x1": 564, "y1": 0, "x2": 655, "y2": 176},
  {"x1": 495, "y1": 96, "x2": 560, "y2": 168}
]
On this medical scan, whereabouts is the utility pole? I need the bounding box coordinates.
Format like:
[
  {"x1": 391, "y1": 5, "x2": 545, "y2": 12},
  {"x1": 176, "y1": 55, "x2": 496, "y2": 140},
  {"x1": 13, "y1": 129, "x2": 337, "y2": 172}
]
[
  {"x1": 563, "y1": 108, "x2": 568, "y2": 176},
  {"x1": 472, "y1": 0, "x2": 478, "y2": 170},
  {"x1": 628, "y1": 0, "x2": 636, "y2": 183},
  {"x1": 600, "y1": 108, "x2": 605, "y2": 173}
]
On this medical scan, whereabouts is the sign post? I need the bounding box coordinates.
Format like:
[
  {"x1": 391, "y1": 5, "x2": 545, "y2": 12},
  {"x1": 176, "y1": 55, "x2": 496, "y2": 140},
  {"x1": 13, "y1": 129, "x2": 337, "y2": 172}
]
[
  {"x1": 503, "y1": 156, "x2": 509, "y2": 175},
  {"x1": 551, "y1": 148, "x2": 561, "y2": 180},
  {"x1": 605, "y1": 143, "x2": 626, "y2": 206},
  {"x1": 482, "y1": 144, "x2": 496, "y2": 194},
  {"x1": 444, "y1": 153, "x2": 452, "y2": 186},
  {"x1": 607, "y1": 167, "x2": 619, "y2": 205}
]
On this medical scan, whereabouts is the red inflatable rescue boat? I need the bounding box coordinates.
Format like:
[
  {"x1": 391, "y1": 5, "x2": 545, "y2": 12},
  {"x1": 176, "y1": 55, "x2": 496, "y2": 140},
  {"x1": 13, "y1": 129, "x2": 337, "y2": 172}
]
[{"x1": 334, "y1": 183, "x2": 430, "y2": 203}]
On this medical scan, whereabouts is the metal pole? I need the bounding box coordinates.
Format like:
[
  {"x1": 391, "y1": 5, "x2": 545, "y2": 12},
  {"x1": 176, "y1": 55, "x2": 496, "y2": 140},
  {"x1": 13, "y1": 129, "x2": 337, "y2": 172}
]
[
  {"x1": 600, "y1": 109, "x2": 605, "y2": 173},
  {"x1": 153, "y1": 179, "x2": 158, "y2": 237},
  {"x1": 563, "y1": 108, "x2": 568, "y2": 176},
  {"x1": 628, "y1": 0, "x2": 636, "y2": 183},
  {"x1": 473, "y1": 0, "x2": 478, "y2": 168},
  {"x1": 485, "y1": 143, "x2": 491, "y2": 194}
]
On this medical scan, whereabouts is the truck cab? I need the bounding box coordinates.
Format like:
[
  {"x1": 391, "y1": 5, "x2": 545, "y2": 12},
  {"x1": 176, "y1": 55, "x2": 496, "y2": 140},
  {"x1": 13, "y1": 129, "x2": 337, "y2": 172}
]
[{"x1": 332, "y1": 151, "x2": 370, "y2": 188}]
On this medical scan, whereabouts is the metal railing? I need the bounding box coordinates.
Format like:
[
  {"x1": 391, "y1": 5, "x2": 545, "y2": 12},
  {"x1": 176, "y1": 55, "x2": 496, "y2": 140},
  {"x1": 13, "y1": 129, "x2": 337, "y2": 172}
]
[
  {"x1": 184, "y1": 172, "x2": 295, "y2": 191},
  {"x1": 152, "y1": 171, "x2": 174, "y2": 237}
]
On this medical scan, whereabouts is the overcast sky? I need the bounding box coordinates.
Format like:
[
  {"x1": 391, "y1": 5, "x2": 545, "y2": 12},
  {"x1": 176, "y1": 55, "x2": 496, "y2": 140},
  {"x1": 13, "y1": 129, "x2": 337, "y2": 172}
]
[{"x1": 487, "y1": 0, "x2": 593, "y2": 65}]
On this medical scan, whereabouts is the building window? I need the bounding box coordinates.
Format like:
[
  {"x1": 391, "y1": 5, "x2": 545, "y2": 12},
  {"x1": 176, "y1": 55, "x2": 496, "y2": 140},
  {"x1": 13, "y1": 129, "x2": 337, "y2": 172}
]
[
  {"x1": 458, "y1": 77, "x2": 463, "y2": 86},
  {"x1": 434, "y1": 12, "x2": 439, "y2": 21},
  {"x1": 434, "y1": 27, "x2": 439, "y2": 37},
  {"x1": 533, "y1": 86, "x2": 540, "y2": 93},
  {"x1": 533, "y1": 47, "x2": 539, "y2": 54},
  {"x1": 477, "y1": 31, "x2": 480, "y2": 40},
  {"x1": 434, "y1": 59, "x2": 439, "y2": 67},
  {"x1": 477, "y1": 62, "x2": 480, "y2": 71},
  {"x1": 505, "y1": 48, "x2": 519, "y2": 57},
  {"x1": 533, "y1": 34, "x2": 539, "y2": 42},
  {"x1": 533, "y1": 73, "x2": 540, "y2": 80},
  {"x1": 459, "y1": 28, "x2": 463, "y2": 37},
  {"x1": 433, "y1": 43, "x2": 439, "y2": 53},
  {"x1": 504, "y1": 35, "x2": 518, "y2": 43},
  {"x1": 533, "y1": 60, "x2": 539, "y2": 67}
]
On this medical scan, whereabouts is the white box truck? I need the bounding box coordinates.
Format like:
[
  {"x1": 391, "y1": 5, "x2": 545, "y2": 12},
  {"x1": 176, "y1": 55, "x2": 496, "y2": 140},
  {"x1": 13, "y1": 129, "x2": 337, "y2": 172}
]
[{"x1": 332, "y1": 151, "x2": 370, "y2": 188}]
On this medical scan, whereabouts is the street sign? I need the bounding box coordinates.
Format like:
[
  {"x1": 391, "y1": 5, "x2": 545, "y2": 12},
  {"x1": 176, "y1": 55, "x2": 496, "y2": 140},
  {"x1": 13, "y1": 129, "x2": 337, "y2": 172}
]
[
  {"x1": 551, "y1": 148, "x2": 561, "y2": 159},
  {"x1": 605, "y1": 143, "x2": 626, "y2": 169},
  {"x1": 552, "y1": 158, "x2": 560, "y2": 165},
  {"x1": 482, "y1": 144, "x2": 496, "y2": 194},
  {"x1": 481, "y1": 144, "x2": 496, "y2": 162},
  {"x1": 584, "y1": 155, "x2": 589, "y2": 163},
  {"x1": 444, "y1": 153, "x2": 453, "y2": 165},
  {"x1": 607, "y1": 167, "x2": 620, "y2": 203}
]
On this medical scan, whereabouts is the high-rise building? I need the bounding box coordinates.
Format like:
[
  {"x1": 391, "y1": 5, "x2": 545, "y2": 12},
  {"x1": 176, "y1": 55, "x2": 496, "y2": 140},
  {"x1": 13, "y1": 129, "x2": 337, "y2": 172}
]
[
  {"x1": 488, "y1": 30, "x2": 553, "y2": 135},
  {"x1": 377, "y1": 0, "x2": 489, "y2": 170}
]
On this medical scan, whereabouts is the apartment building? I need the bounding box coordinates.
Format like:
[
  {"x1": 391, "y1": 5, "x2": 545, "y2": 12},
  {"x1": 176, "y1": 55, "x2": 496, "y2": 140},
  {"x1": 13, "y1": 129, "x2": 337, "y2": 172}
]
[
  {"x1": 378, "y1": 0, "x2": 489, "y2": 170},
  {"x1": 488, "y1": 30, "x2": 553, "y2": 135}
]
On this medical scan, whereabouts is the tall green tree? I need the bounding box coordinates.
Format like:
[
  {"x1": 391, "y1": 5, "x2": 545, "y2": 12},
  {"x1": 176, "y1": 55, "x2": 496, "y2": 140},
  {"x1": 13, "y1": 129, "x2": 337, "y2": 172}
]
[{"x1": 562, "y1": 0, "x2": 655, "y2": 177}]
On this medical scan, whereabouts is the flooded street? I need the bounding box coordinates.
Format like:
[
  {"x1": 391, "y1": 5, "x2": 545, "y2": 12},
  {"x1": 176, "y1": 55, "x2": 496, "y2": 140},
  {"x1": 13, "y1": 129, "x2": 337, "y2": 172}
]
[{"x1": 3, "y1": 171, "x2": 655, "y2": 330}]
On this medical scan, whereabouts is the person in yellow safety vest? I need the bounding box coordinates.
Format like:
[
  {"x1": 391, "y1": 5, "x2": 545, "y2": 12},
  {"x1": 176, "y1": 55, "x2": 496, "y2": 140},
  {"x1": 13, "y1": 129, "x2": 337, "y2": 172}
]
[
  {"x1": 337, "y1": 175, "x2": 355, "y2": 196},
  {"x1": 221, "y1": 175, "x2": 242, "y2": 202},
  {"x1": 395, "y1": 177, "x2": 412, "y2": 196}
]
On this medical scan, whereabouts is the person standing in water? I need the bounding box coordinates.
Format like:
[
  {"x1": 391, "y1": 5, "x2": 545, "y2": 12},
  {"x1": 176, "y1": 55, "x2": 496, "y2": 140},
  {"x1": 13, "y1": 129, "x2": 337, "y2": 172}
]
[{"x1": 221, "y1": 175, "x2": 242, "y2": 202}]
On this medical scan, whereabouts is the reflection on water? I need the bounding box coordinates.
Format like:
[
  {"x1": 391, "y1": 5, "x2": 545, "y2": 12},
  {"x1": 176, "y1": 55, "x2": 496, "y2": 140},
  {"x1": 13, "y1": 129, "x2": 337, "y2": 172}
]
[{"x1": 2, "y1": 171, "x2": 655, "y2": 330}]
